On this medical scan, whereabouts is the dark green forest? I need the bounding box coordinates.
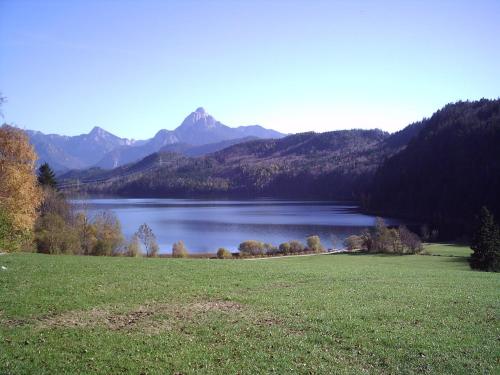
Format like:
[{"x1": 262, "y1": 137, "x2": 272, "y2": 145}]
[{"x1": 367, "y1": 99, "x2": 500, "y2": 237}]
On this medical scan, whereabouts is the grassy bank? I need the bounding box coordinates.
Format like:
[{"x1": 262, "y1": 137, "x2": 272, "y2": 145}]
[{"x1": 0, "y1": 245, "x2": 498, "y2": 374}]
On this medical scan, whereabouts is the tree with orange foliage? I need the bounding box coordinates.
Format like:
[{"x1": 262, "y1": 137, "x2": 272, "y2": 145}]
[{"x1": 0, "y1": 125, "x2": 42, "y2": 251}]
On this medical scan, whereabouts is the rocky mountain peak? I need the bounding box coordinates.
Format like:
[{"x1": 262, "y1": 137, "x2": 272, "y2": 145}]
[
  {"x1": 177, "y1": 107, "x2": 218, "y2": 131},
  {"x1": 89, "y1": 126, "x2": 106, "y2": 136}
]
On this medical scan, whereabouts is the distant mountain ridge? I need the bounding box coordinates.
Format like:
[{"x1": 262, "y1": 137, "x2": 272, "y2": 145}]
[
  {"x1": 25, "y1": 108, "x2": 285, "y2": 171},
  {"x1": 26, "y1": 126, "x2": 137, "y2": 171},
  {"x1": 59, "y1": 127, "x2": 401, "y2": 200}
]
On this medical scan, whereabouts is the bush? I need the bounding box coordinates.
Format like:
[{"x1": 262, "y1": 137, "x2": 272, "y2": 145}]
[
  {"x1": 289, "y1": 240, "x2": 305, "y2": 254},
  {"x1": 33, "y1": 184, "x2": 127, "y2": 257},
  {"x1": 264, "y1": 243, "x2": 278, "y2": 256},
  {"x1": 0, "y1": 207, "x2": 21, "y2": 252},
  {"x1": 91, "y1": 211, "x2": 124, "y2": 256},
  {"x1": 238, "y1": 240, "x2": 265, "y2": 256},
  {"x1": 35, "y1": 213, "x2": 81, "y2": 254},
  {"x1": 398, "y1": 225, "x2": 423, "y2": 254},
  {"x1": 279, "y1": 242, "x2": 291, "y2": 255},
  {"x1": 370, "y1": 218, "x2": 392, "y2": 252},
  {"x1": 126, "y1": 235, "x2": 142, "y2": 257},
  {"x1": 344, "y1": 218, "x2": 423, "y2": 254},
  {"x1": 363, "y1": 218, "x2": 423, "y2": 254},
  {"x1": 307, "y1": 235, "x2": 324, "y2": 253},
  {"x1": 150, "y1": 241, "x2": 159, "y2": 258},
  {"x1": 217, "y1": 248, "x2": 232, "y2": 259},
  {"x1": 74, "y1": 212, "x2": 97, "y2": 255},
  {"x1": 35, "y1": 188, "x2": 84, "y2": 255},
  {"x1": 344, "y1": 235, "x2": 364, "y2": 250},
  {"x1": 172, "y1": 240, "x2": 188, "y2": 258},
  {"x1": 39, "y1": 188, "x2": 72, "y2": 220}
]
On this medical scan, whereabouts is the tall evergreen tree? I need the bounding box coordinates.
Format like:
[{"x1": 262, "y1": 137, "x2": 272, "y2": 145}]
[
  {"x1": 469, "y1": 207, "x2": 500, "y2": 272},
  {"x1": 37, "y1": 162, "x2": 57, "y2": 189}
]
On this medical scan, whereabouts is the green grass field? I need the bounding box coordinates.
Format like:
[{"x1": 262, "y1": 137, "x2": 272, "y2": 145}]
[{"x1": 0, "y1": 245, "x2": 498, "y2": 374}]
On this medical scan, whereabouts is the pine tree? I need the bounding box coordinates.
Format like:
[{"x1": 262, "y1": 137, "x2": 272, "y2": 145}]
[
  {"x1": 469, "y1": 207, "x2": 500, "y2": 272},
  {"x1": 37, "y1": 162, "x2": 57, "y2": 189}
]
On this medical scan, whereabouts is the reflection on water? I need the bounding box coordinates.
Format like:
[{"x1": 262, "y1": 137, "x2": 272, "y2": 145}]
[{"x1": 72, "y1": 198, "x2": 405, "y2": 253}]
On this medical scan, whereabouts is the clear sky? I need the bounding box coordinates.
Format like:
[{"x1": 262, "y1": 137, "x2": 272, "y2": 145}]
[{"x1": 1, "y1": 0, "x2": 499, "y2": 139}]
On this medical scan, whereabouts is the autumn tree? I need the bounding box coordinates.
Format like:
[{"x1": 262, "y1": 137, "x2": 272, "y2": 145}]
[
  {"x1": 217, "y1": 247, "x2": 232, "y2": 259},
  {"x1": 307, "y1": 235, "x2": 324, "y2": 253},
  {"x1": 35, "y1": 212, "x2": 81, "y2": 254},
  {"x1": 92, "y1": 211, "x2": 124, "y2": 256},
  {"x1": 238, "y1": 240, "x2": 265, "y2": 256},
  {"x1": 288, "y1": 240, "x2": 305, "y2": 253},
  {"x1": 371, "y1": 218, "x2": 392, "y2": 252},
  {"x1": 278, "y1": 242, "x2": 291, "y2": 255},
  {"x1": 126, "y1": 234, "x2": 142, "y2": 257},
  {"x1": 344, "y1": 235, "x2": 364, "y2": 250},
  {"x1": 0, "y1": 125, "x2": 42, "y2": 251},
  {"x1": 172, "y1": 240, "x2": 188, "y2": 258}
]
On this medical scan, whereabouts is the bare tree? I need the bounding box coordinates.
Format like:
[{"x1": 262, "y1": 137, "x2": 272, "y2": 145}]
[{"x1": 136, "y1": 223, "x2": 159, "y2": 257}]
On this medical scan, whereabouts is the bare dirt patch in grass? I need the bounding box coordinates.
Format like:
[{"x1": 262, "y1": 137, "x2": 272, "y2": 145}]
[
  {"x1": 2, "y1": 300, "x2": 307, "y2": 337},
  {"x1": 190, "y1": 300, "x2": 243, "y2": 313},
  {"x1": 1, "y1": 300, "x2": 246, "y2": 334}
]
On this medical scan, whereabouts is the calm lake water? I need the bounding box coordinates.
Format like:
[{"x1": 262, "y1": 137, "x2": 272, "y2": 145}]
[{"x1": 73, "y1": 198, "x2": 405, "y2": 254}]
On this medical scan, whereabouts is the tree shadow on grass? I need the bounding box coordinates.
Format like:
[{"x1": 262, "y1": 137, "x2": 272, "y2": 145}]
[
  {"x1": 331, "y1": 250, "x2": 470, "y2": 262},
  {"x1": 329, "y1": 251, "x2": 401, "y2": 257}
]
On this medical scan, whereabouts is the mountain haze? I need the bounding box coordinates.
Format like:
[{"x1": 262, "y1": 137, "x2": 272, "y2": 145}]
[
  {"x1": 26, "y1": 126, "x2": 136, "y2": 171},
  {"x1": 95, "y1": 108, "x2": 284, "y2": 168},
  {"x1": 24, "y1": 108, "x2": 284, "y2": 171}
]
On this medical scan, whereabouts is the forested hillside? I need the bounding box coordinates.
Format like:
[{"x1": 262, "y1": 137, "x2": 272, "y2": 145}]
[
  {"x1": 367, "y1": 99, "x2": 500, "y2": 236},
  {"x1": 61, "y1": 129, "x2": 400, "y2": 199}
]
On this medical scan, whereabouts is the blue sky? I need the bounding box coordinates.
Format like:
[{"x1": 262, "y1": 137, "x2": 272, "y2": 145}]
[{"x1": 1, "y1": 0, "x2": 499, "y2": 139}]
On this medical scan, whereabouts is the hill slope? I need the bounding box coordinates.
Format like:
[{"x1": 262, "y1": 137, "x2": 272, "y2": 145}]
[
  {"x1": 367, "y1": 98, "x2": 500, "y2": 236},
  {"x1": 61, "y1": 129, "x2": 398, "y2": 199}
]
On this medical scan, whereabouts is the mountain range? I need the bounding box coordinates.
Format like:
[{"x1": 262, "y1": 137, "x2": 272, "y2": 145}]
[{"x1": 25, "y1": 107, "x2": 284, "y2": 171}]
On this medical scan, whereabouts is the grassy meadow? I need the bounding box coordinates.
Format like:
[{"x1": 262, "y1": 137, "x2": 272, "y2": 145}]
[{"x1": 0, "y1": 245, "x2": 498, "y2": 374}]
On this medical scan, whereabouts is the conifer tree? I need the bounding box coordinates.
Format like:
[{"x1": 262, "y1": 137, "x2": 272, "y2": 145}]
[
  {"x1": 37, "y1": 162, "x2": 57, "y2": 189},
  {"x1": 469, "y1": 207, "x2": 500, "y2": 272}
]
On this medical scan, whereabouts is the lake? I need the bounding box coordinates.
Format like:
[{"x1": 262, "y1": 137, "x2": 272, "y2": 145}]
[{"x1": 73, "y1": 198, "x2": 405, "y2": 254}]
